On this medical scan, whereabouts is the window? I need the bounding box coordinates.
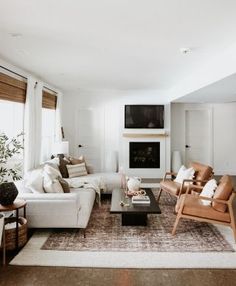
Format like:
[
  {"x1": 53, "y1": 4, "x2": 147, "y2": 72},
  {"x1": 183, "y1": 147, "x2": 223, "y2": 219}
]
[
  {"x1": 0, "y1": 72, "x2": 26, "y2": 177},
  {"x1": 41, "y1": 90, "x2": 57, "y2": 162}
]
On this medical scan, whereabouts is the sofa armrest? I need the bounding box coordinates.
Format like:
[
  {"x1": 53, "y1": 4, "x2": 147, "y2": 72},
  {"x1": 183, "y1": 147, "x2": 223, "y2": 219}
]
[{"x1": 17, "y1": 193, "x2": 78, "y2": 201}]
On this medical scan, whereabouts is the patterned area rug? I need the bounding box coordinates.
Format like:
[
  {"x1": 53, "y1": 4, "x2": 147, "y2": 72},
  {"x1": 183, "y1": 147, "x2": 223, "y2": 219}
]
[{"x1": 42, "y1": 190, "x2": 234, "y2": 252}]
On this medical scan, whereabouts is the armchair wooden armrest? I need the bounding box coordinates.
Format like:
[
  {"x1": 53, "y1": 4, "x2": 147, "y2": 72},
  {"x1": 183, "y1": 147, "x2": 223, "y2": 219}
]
[
  {"x1": 163, "y1": 172, "x2": 177, "y2": 181},
  {"x1": 178, "y1": 180, "x2": 205, "y2": 197}
]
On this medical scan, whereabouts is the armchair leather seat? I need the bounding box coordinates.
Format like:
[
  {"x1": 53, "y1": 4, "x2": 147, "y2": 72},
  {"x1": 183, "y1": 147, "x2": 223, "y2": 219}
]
[
  {"x1": 176, "y1": 194, "x2": 231, "y2": 223},
  {"x1": 160, "y1": 180, "x2": 182, "y2": 196}
]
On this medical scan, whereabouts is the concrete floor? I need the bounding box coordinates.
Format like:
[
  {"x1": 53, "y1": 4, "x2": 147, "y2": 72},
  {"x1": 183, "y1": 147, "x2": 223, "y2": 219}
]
[{"x1": 0, "y1": 267, "x2": 236, "y2": 286}]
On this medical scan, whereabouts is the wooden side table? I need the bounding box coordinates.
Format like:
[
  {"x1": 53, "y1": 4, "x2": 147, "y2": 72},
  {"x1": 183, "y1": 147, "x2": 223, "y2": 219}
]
[{"x1": 0, "y1": 199, "x2": 27, "y2": 265}]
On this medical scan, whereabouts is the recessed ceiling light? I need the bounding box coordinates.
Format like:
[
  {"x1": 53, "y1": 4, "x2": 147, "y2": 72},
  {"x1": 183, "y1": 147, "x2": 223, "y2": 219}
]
[
  {"x1": 180, "y1": 47, "x2": 191, "y2": 54},
  {"x1": 10, "y1": 33, "x2": 23, "y2": 38}
]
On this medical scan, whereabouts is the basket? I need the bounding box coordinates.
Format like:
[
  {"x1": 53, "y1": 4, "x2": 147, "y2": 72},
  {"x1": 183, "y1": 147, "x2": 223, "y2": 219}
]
[{"x1": 4, "y1": 217, "x2": 28, "y2": 251}]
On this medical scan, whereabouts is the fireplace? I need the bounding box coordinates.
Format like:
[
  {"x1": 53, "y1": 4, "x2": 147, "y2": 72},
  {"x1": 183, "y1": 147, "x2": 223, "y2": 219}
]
[{"x1": 129, "y1": 142, "x2": 160, "y2": 169}]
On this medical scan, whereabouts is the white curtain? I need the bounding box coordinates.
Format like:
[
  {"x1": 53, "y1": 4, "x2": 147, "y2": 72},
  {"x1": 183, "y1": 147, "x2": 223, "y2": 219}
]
[
  {"x1": 24, "y1": 78, "x2": 43, "y2": 172},
  {"x1": 55, "y1": 91, "x2": 63, "y2": 141}
]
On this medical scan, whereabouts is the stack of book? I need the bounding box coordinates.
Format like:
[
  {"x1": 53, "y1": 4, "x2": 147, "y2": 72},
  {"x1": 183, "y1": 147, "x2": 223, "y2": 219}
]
[{"x1": 132, "y1": 195, "x2": 150, "y2": 205}]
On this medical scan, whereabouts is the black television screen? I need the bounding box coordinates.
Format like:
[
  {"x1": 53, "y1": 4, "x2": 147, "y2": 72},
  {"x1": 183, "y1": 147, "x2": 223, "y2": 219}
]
[{"x1": 125, "y1": 105, "x2": 164, "y2": 129}]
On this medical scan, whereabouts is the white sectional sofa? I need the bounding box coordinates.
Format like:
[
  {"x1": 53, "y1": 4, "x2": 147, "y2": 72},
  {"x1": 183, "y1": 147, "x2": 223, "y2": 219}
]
[{"x1": 16, "y1": 171, "x2": 121, "y2": 229}]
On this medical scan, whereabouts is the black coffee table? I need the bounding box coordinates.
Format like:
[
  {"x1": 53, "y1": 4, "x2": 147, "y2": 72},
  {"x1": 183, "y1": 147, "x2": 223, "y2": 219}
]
[{"x1": 110, "y1": 189, "x2": 161, "y2": 226}]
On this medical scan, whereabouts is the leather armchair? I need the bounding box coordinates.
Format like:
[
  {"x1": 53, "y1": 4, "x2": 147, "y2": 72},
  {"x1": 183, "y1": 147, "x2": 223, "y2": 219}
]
[
  {"x1": 157, "y1": 162, "x2": 213, "y2": 202},
  {"x1": 172, "y1": 175, "x2": 236, "y2": 242}
]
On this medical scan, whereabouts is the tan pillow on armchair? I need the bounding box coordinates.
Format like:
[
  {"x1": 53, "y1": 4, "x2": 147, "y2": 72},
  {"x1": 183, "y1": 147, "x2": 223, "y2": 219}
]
[{"x1": 212, "y1": 175, "x2": 233, "y2": 212}]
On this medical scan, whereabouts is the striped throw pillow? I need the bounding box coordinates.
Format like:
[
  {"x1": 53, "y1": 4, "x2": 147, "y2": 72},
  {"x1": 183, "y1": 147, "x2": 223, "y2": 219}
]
[{"x1": 66, "y1": 162, "x2": 88, "y2": 178}]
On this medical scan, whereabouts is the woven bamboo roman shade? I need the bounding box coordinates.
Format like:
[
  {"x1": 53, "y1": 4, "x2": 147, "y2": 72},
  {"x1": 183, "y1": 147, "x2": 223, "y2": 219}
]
[
  {"x1": 0, "y1": 72, "x2": 27, "y2": 103},
  {"x1": 42, "y1": 90, "x2": 57, "y2": 109},
  {"x1": 0, "y1": 72, "x2": 57, "y2": 109}
]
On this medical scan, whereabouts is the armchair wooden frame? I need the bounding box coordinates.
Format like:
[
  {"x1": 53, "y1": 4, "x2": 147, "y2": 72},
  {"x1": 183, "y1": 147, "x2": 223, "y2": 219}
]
[
  {"x1": 172, "y1": 185, "x2": 236, "y2": 242},
  {"x1": 157, "y1": 171, "x2": 208, "y2": 202}
]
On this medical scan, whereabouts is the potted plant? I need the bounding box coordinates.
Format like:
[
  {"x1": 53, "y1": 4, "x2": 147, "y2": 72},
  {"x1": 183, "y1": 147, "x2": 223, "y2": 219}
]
[{"x1": 0, "y1": 132, "x2": 24, "y2": 205}]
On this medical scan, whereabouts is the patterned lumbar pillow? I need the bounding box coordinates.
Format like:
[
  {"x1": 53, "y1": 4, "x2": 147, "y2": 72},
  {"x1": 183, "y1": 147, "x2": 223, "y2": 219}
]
[
  {"x1": 66, "y1": 162, "x2": 88, "y2": 178},
  {"x1": 174, "y1": 165, "x2": 195, "y2": 184},
  {"x1": 69, "y1": 156, "x2": 89, "y2": 173},
  {"x1": 200, "y1": 179, "x2": 217, "y2": 206}
]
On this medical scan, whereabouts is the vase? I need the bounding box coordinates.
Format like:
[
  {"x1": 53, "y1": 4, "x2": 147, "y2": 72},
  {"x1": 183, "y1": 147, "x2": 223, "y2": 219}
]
[
  {"x1": 0, "y1": 182, "x2": 18, "y2": 206},
  {"x1": 172, "y1": 150, "x2": 182, "y2": 173}
]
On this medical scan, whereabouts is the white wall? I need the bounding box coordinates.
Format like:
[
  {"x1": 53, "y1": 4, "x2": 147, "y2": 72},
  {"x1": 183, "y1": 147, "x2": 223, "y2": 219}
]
[
  {"x1": 62, "y1": 89, "x2": 171, "y2": 176},
  {"x1": 171, "y1": 102, "x2": 236, "y2": 175}
]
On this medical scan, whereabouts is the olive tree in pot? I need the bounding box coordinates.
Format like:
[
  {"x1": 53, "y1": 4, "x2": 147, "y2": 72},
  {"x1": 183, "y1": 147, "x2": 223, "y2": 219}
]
[{"x1": 0, "y1": 132, "x2": 24, "y2": 205}]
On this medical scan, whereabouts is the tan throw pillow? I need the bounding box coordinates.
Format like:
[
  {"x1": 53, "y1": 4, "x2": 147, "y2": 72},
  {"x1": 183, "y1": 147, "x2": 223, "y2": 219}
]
[
  {"x1": 66, "y1": 163, "x2": 88, "y2": 178},
  {"x1": 69, "y1": 156, "x2": 84, "y2": 165},
  {"x1": 58, "y1": 177, "x2": 70, "y2": 193},
  {"x1": 212, "y1": 175, "x2": 233, "y2": 212},
  {"x1": 59, "y1": 157, "x2": 71, "y2": 178}
]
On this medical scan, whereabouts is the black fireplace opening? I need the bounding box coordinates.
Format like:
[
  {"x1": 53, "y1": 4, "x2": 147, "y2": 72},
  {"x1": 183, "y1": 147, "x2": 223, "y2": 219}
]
[{"x1": 129, "y1": 142, "x2": 160, "y2": 169}]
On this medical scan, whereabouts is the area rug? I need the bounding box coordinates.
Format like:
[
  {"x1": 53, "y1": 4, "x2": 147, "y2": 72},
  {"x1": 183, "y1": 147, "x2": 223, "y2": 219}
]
[
  {"x1": 10, "y1": 190, "x2": 236, "y2": 268},
  {"x1": 41, "y1": 191, "x2": 233, "y2": 252}
]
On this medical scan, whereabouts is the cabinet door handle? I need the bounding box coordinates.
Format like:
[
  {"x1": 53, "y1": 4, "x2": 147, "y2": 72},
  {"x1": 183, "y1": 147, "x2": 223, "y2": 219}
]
[{"x1": 185, "y1": 145, "x2": 191, "y2": 148}]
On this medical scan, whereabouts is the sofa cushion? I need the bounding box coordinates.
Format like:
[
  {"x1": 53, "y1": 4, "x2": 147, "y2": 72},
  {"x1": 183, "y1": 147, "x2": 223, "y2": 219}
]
[
  {"x1": 176, "y1": 194, "x2": 230, "y2": 223},
  {"x1": 190, "y1": 162, "x2": 213, "y2": 186},
  {"x1": 212, "y1": 175, "x2": 233, "y2": 213}
]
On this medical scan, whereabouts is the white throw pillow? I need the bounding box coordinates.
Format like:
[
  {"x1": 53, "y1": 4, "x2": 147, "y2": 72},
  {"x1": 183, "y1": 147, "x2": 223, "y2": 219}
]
[
  {"x1": 45, "y1": 157, "x2": 60, "y2": 166},
  {"x1": 25, "y1": 169, "x2": 44, "y2": 193},
  {"x1": 66, "y1": 162, "x2": 88, "y2": 178},
  {"x1": 200, "y1": 179, "x2": 217, "y2": 206},
  {"x1": 44, "y1": 164, "x2": 62, "y2": 179},
  {"x1": 174, "y1": 165, "x2": 195, "y2": 184},
  {"x1": 43, "y1": 173, "x2": 64, "y2": 193}
]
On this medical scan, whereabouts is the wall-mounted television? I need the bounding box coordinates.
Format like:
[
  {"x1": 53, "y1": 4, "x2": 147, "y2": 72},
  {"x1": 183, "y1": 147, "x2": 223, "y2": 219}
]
[{"x1": 125, "y1": 105, "x2": 164, "y2": 129}]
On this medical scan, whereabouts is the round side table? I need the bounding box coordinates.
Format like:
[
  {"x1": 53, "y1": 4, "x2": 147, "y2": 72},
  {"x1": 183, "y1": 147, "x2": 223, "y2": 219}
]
[{"x1": 0, "y1": 199, "x2": 27, "y2": 265}]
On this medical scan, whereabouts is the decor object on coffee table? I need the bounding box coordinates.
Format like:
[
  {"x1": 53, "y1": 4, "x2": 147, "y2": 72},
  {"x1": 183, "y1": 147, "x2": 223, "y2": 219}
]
[
  {"x1": 127, "y1": 177, "x2": 141, "y2": 193},
  {"x1": 0, "y1": 132, "x2": 23, "y2": 205}
]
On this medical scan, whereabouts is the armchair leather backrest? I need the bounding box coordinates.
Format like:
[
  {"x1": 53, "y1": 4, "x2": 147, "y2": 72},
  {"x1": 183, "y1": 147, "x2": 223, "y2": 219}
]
[
  {"x1": 189, "y1": 162, "x2": 213, "y2": 186},
  {"x1": 212, "y1": 175, "x2": 233, "y2": 213}
]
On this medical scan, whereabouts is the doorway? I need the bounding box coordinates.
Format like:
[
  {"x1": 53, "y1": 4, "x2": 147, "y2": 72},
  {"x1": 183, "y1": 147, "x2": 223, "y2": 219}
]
[{"x1": 185, "y1": 109, "x2": 212, "y2": 166}]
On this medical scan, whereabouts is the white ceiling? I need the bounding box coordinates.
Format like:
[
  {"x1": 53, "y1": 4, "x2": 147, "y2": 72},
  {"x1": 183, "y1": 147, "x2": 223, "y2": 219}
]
[
  {"x1": 174, "y1": 73, "x2": 236, "y2": 103},
  {"x1": 0, "y1": 0, "x2": 236, "y2": 93}
]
